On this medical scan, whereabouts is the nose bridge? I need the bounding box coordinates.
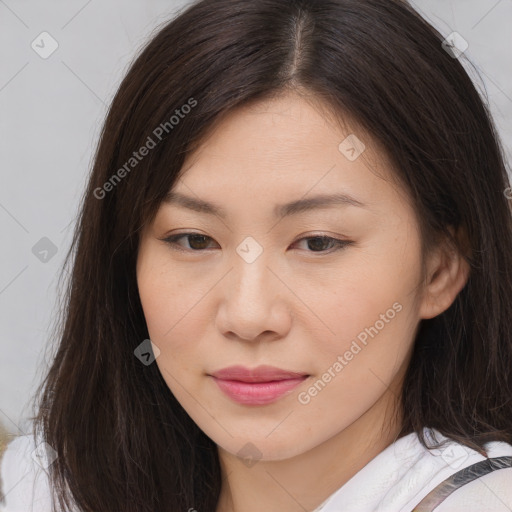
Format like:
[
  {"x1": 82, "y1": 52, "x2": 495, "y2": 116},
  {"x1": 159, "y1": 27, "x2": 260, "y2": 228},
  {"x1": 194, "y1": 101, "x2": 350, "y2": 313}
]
[
  {"x1": 214, "y1": 235, "x2": 290, "y2": 340},
  {"x1": 231, "y1": 236, "x2": 272, "y2": 303}
]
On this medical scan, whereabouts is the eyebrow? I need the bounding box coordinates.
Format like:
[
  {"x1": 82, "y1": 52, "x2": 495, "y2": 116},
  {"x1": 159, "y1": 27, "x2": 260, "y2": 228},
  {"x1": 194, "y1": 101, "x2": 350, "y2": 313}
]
[{"x1": 163, "y1": 191, "x2": 368, "y2": 219}]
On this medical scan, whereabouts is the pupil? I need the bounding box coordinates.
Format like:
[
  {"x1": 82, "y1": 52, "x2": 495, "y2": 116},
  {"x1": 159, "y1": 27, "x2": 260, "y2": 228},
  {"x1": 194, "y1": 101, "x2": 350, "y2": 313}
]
[
  {"x1": 186, "y1": 235, "x2": 332, "y2": 251},
  {"x1": 308, "y1": 237, "x2": 330, "y2": 251},
  {"x1": 189, "y1": 235, "x2": 209, "y2": 250}
]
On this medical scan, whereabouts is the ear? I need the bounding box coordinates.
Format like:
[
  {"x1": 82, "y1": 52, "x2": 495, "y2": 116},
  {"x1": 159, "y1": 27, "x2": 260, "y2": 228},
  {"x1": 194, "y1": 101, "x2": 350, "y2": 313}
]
[{"x1": 418, "y1": 226, "x2": 471, "y2": 320}]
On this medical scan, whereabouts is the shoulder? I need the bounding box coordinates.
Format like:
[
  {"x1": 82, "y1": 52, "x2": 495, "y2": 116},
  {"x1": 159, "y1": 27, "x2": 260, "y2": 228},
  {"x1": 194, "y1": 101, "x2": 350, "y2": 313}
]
[
  {"x1": 435, "y1": 465, "x2": 512, "y2": 511},
  {"x1": 0, "y1": 434, "x2": 53, "y2": 512},
  {"x1": 417, "y1": 437, "x2": 512, "y2": 512}
]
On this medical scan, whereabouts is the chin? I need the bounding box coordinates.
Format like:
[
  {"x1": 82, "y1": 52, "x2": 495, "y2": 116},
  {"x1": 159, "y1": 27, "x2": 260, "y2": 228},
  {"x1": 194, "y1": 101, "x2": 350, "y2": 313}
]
[{"x1": 216, "y1": 432, "x2": 312, "y2": 463}]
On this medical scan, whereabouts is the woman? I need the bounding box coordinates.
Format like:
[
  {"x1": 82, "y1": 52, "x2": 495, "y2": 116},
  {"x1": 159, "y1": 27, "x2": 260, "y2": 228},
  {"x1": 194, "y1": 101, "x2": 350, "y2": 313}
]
[{"x1": 2, "y1": 0, "x2": 512, "y2": 511}]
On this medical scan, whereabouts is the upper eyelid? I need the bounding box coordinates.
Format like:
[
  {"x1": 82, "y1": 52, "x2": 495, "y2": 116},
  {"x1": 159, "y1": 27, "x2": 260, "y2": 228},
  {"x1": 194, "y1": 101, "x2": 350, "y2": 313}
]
[
  {"x1": 162, "y1": 232, "x2": 345, "y2": 241},
  {"x1": 160, "y1": 232, "x2": 351, "y2": 250}
]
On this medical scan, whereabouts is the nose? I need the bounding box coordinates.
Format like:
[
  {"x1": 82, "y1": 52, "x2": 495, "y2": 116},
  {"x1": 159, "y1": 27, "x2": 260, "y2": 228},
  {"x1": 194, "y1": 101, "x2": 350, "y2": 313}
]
[{"x1": 215, "y1": 252, "x2": 292, "y2": 343}]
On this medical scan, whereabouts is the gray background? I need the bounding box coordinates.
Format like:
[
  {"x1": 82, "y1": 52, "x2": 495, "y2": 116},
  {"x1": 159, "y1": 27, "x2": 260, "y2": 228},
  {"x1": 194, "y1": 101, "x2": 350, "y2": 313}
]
[{"x1": 1, "y1": 0, "x2": 511, "y2": 436}]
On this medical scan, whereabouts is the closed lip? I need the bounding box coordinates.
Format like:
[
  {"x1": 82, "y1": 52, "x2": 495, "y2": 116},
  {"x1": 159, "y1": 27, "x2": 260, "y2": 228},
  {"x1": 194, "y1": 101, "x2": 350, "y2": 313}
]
[{"x1": 209, "y1": 365, "x2": 309, "y2": 383}]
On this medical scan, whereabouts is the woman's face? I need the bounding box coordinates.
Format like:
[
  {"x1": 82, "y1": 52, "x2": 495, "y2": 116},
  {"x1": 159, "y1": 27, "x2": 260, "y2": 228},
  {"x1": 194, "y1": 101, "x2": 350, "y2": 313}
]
[{"x1": 136, "y1": 91, "x2": 446, "y2": 461}]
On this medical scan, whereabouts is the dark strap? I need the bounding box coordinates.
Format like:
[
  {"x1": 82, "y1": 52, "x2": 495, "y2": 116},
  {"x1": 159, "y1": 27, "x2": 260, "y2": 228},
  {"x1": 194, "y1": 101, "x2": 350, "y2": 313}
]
[{"x1": 411, "y1": 456, "x2": 512, "y2": 511}]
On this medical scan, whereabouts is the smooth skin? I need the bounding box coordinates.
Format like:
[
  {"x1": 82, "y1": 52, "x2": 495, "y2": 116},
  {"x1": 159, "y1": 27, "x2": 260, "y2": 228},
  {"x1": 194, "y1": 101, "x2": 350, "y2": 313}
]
[{"x1": 136, "y1": 90, "x2": 470, "y2": 512}]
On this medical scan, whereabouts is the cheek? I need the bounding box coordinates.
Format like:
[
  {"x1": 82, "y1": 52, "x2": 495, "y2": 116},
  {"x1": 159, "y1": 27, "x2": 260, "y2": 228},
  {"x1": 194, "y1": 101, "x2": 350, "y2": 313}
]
[
  {"x1": 309, "y1": 234, "x2": 421, "y2": 373},
  {"x1": 137, "y1": 273, "x2": 173, "y2": 339},
  {"x1": 310, "y1": 267, "x2": 417, "y2": 352},
  {"x1": 137, "y1": 249, "x2": 195, "y2": 337},
  {"x1": 138, "y1": 272, "x2": 197, "y2": 394},
  {"x1": 137, "y1": 257, "x2": 213, "y2": 376}
]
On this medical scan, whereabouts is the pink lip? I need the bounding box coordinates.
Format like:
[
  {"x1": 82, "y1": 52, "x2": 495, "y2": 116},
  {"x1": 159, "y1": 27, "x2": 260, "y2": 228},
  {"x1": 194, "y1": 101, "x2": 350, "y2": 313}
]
[{"x1": 209, "y1": 365, "x2": 309, "y2": 405}]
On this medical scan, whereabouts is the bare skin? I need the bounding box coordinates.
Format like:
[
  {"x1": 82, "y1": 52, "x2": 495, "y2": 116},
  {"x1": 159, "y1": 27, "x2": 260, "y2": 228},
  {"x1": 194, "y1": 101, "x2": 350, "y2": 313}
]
[{"x1": 136, "y1": 90, "x2": 470, "y2": 512}]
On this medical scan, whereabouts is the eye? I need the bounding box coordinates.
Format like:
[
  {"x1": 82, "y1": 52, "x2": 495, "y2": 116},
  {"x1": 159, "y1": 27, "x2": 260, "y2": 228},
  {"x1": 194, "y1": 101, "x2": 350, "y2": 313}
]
[
  {"x1": 161, "y1": 233, "x2": 219, "y2": 252},
  {"x1": 160, "y1": 232, "x2": 353, "y2": 255},
  {"x1": 291, "y1": 235, "x2": 352, "y2": 253}
]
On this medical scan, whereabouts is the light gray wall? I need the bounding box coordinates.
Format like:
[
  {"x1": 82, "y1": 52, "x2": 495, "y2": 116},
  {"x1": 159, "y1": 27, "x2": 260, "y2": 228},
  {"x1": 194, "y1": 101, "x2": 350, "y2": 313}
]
[{"x1": 1, "y1": 0, "x2": 511, "y2": 435}]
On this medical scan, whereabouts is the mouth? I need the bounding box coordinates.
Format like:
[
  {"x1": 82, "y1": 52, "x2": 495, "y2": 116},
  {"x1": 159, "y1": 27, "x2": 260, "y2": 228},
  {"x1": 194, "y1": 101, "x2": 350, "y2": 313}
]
[
  {"x1": 209, "y1": 364, "x2": 309, "y2": 382},
  {"x1": 208, "y1": 365, "x2": 310, "y2": 405}
]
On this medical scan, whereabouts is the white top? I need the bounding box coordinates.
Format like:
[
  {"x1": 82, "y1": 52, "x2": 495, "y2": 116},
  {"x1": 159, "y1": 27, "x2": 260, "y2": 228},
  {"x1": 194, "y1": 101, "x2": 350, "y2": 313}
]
[{"x1": 1, "y1": 427, "x2": 512, "y2": 512}]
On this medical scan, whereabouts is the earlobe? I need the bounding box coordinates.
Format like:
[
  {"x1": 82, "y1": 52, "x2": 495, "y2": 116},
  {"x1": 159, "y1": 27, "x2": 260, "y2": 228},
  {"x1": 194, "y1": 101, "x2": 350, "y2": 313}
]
[{"x1": 419, "y1": 227, "x2": 471, "y2": 320}]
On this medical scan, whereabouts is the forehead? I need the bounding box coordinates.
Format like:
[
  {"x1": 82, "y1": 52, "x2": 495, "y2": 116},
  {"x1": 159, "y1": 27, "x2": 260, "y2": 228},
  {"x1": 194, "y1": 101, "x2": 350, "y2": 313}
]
[
  {"x1": 172, "y1": 92, "x2": 404, "y2": 213},
  {"x1": 187, "y1": 91, "x2": 362, "y2": 161}
]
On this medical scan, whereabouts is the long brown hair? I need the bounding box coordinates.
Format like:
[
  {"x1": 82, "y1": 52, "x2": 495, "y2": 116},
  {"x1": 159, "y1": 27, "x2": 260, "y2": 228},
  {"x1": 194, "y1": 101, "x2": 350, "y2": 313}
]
[{"x1": 26, "y1": 0, "x2": 512, "y2": 510}]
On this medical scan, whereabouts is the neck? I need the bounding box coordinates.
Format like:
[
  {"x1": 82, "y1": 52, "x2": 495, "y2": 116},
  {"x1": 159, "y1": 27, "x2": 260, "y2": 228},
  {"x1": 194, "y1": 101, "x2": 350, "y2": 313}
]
[{"x1": 215, "y1": 388, "x2": 404, "y2": 512}]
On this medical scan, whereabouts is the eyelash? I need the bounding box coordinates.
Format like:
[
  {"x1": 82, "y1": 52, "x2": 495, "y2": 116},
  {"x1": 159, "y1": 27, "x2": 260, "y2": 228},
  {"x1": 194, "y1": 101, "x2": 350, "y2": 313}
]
[{"x1": 159, "y1": 232, "x2": 353, "y2": 255}]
